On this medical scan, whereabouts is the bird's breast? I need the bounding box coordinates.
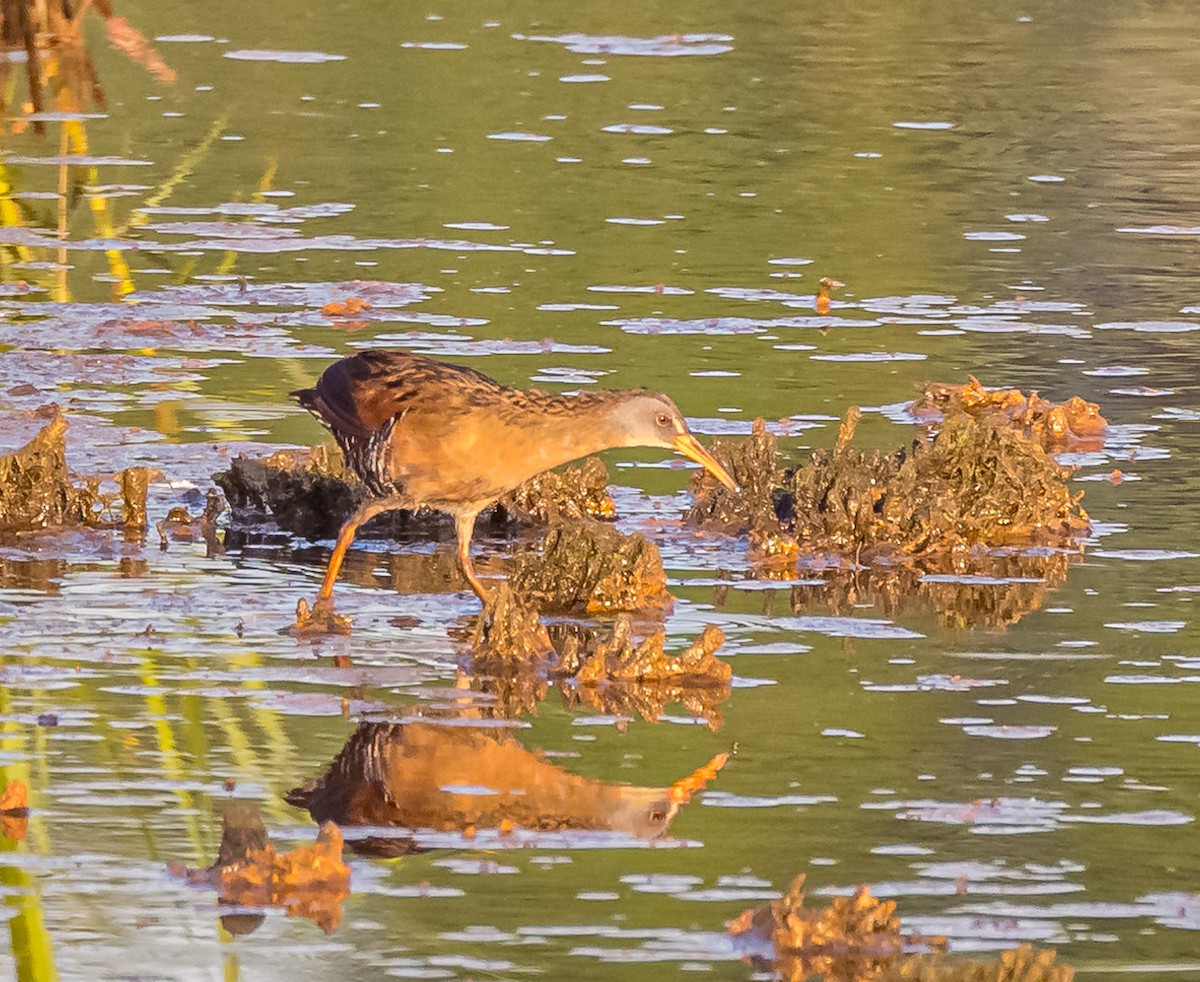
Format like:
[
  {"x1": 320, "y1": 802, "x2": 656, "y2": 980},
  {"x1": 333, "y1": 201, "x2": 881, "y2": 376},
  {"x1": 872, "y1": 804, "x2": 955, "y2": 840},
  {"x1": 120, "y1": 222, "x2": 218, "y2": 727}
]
[{"x1": 385, "y1": 413, "x2": 603, "y2": 509}]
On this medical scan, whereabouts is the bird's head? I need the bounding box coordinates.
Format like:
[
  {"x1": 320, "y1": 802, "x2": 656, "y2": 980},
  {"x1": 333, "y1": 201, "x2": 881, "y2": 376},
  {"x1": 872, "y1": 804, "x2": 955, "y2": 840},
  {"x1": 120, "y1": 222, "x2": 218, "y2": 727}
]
[{"x1": 609, "y1": 391, "x2": 738, "y2": 492}]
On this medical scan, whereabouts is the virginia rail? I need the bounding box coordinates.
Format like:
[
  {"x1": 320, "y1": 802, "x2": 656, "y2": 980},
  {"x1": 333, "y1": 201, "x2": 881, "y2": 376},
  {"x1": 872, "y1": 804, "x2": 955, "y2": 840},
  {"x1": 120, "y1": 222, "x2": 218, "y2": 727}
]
[{"x1": 293, "y1": 349, "x2": 737, "y2": 605}]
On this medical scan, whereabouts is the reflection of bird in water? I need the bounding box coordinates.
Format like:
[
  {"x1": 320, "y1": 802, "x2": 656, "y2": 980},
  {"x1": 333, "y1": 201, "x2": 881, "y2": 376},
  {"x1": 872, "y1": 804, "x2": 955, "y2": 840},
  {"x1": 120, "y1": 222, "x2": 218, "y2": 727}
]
[
  {"x1": 287, "y1": 722, "x2": 685, "y2": 856},
  {"x1": 293, "y1": 349, "x2": 736, "y2": 608}
]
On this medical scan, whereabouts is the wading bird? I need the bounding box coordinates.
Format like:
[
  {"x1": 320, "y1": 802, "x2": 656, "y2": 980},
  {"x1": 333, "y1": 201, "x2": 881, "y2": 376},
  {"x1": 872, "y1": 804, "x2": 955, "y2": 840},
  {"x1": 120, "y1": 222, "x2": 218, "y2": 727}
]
[{"x1": 293, "y1": 349, "x2": 737, "y2": 608}]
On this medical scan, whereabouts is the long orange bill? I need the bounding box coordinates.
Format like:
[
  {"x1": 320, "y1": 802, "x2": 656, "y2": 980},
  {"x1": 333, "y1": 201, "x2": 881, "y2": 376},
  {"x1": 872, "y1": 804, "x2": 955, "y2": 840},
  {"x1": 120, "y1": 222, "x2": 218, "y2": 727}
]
[{"x1": 673, "y1": 433, "x2": 738, "y2": 492}]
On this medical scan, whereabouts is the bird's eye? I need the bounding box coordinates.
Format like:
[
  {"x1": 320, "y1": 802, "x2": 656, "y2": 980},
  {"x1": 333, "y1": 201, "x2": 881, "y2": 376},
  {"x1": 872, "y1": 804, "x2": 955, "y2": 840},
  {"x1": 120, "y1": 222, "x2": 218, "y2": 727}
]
[{"x1": 655, "y1": 412, "x2": 672, "y2": 428}]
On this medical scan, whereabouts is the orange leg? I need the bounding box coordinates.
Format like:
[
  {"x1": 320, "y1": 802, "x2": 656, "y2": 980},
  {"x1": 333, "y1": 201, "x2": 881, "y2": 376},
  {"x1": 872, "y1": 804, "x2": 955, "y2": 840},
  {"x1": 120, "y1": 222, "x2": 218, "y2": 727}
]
[
  {"x1": 315, "y1": 497, "x2": 404, "y2": 605},
  {"x1": 454, "y1": 511, "x2": 489, "y2": 601}
]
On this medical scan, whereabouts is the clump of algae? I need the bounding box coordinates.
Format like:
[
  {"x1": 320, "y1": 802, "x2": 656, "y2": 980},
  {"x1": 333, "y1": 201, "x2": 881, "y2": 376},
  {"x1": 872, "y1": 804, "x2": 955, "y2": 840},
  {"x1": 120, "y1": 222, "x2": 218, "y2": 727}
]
[
  {"x1": 0, "y1": 408, "x2": 152, "y2": 533},
  {"x1": 508, "y1": 520, "x2": 670, "y2": 614}
]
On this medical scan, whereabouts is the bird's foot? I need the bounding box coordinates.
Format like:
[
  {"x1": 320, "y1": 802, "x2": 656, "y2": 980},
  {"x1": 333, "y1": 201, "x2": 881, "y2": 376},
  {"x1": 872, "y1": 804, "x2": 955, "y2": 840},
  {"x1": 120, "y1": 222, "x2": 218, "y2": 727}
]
[{"x1": 292, "y1": 595, "x2": 352, "y2": 636}]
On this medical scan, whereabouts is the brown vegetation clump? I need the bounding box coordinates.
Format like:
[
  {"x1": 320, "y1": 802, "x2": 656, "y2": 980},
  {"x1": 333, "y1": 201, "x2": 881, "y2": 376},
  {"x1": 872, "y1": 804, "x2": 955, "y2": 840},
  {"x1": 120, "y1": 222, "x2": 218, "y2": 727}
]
[
  {"x1": 685, "y1": 384, "x2": 1097, "y2": 627},
  {"x1": 728, "y1": 875, "x2": 933, "y2": 966},
  {"x1": 683, "y1": 418, "x2": 786, "y2": 536},
  {"x1": 471, "y1": 583, "x2": 555, "y2": 666},
  {"x1": 216, "y1": 448, "x2": 615, "y2": 540},
  {"x1": 0, "y1": 409, "x2": 153, "y2": 533},
  {"x1": 569, "y1": 619, "x2": 729, "y2": 685},
  {"x1": 561, "y1": 617, "x2": 731, "y2": 729},
  {"x1": 729, "y1": 874, "x2": 1072, "y2": 982},
  {"x1": 508, "y1": 520, "x2": 669, "y2": 613},
  {"x1": 911, "y1": 376, "x2": 1106, "y2": 448},
  {"x1": 177, "y1": 804, "x2": 350, "y2": 934},
  {"x1": 687, "y1": 384, "x2": 1091, "y2": 564}
]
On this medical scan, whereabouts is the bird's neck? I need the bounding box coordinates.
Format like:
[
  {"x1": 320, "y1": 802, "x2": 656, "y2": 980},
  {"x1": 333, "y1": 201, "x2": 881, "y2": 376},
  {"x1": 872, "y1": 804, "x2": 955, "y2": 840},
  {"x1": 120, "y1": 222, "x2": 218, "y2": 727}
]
[{"x1": 508, "y1": 390, "x2": 638, "y2": 473}]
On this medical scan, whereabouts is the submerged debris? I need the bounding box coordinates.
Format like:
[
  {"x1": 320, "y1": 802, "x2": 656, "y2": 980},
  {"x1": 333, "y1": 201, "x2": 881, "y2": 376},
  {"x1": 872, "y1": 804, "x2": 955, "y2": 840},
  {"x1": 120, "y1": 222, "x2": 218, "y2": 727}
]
[
  {"x1": 509, "y1": 520, "x2": 669, "y2": 613},
  {"x1": 157, "y1": 488, "x2": 224, "y2": 554},
  {"x1": 0, "y1": 408, "x2": 153, "y2": 533},
  {"x1": 176, "y1": 803, "x2": 350, "y2": 934},
  {"x1": 287, "y1": 721, "x2": 726, "y2": 855},
  {"x1": 729, "y1": 873, "x2": 1072, "y2": 982},
  {"x1": 216, "y1": 446, "x2": 616, "y2": 540},
  {"x1": 912, "y1": 376, "x2": 1106, "y2": 448}
]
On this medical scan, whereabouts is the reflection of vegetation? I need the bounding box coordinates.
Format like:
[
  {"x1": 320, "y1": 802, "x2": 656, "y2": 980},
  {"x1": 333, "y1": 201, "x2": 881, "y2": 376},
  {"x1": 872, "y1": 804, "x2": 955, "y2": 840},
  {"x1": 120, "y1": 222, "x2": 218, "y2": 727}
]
[
  {"x1": 729, "y1": 874, "x2": 1073, "y2": 982},
  {"x1": 471, "y1": 585, "x2": 733, "y2": 727},
  {"x1": 720, "y1": 550, "x2": 1078, "y2": 632},
  {"x1": 0, "y1": 0, "x2": 178, "y2": 298},
  {"x1": 1, "y1": 0, "x2": 173, "y2": 125},
  {"x1": 1, "y1": 688, "x2": 56, "y2": 982},
  {"x1": 178, "y1": 804, "x2": 349, "y2": 935}
]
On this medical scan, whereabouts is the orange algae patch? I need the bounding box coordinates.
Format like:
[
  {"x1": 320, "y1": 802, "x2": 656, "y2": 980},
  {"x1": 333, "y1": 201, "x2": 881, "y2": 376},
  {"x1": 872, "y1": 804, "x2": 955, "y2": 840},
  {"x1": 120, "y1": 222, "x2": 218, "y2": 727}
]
[{"x1": 321, "y1": 297, "x2": 372, "y2": 316}]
